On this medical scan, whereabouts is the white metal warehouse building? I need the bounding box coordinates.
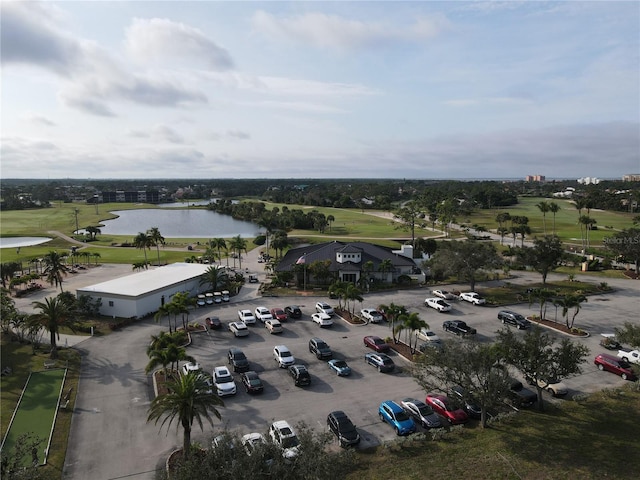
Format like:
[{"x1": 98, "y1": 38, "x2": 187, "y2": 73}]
[{"x1": 76, "y1": 263, "x2": 210, "y2": 319}]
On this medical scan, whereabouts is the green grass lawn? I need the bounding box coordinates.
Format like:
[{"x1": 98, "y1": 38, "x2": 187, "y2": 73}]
[{"x1": 462, "y1": 197, "x2": 635, "y2": 247}]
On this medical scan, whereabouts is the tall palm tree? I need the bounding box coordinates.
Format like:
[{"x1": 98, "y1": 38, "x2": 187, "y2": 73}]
[
  {"x1": 378, "y1": 302, "x2": 407, "y2": 343},
  {"x1": 210, "y1": 238, "x2": 228, "y2": 266},
  {"x1": 43, "y1": 251, "x2": 70, "y2": 292},
  {"x1": 134, "y1": 232, "x2": 151, "y2": 268},
  {"x1": 378, "y1": 259, "x2": 393, "y2": 282},
  {"x1": 200, "y1": 265, "x2": 229, "y2": 292},
  {"x1": 230, "y1": 235, "x2": 248, "y2": 269},
  {"x1": 154, "y1": 303, "x2": 174, "y2": 333},
  {"x1": 31, "y1": 296, "x2": 71, "y2": 359},
  {"x1": 92, "y1": 252, "x2": 101, "y2": 266},
  {"x1": 536, "y1": 201, "x2": 550, "y2": 235},
  {"x1": 147, "y1": 227, "x2": 165, "y2": 266},
  {"x1": 145, "y1": 346, "x2": 172, "y2": 376},
  {"x1": 554, "y1": 294, "x2": 588, "y2": 330},
  {"x1": 548, "y1": 202, "x2": 560, "y2": 235},
  {"x1": 343, "y1": 284, "x2": 363, "y2": 315},
  {"x1": 327, "y1": 214, "x2": 335, "y2": 231},
  {"x1": 403, "y1": 312, "x2": 428, "y2": 353},
  {"x1": 147, "y1": 373, "x2": 224, "y2": 460}
]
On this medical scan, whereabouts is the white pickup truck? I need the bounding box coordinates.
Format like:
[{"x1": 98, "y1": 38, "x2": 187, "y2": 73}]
[{"x1": 617, "y1": 349, "x2": 640, "y2": 364}]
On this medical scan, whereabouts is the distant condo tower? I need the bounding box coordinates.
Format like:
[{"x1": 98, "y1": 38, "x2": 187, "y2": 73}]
[{"x1": 525, "y1": 175, "x2": 545, "y2": 182}]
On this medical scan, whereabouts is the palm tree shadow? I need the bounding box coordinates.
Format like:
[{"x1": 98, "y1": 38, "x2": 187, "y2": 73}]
[{"x1": 80, "y1": 355, "x2": 145, "y2": 388}]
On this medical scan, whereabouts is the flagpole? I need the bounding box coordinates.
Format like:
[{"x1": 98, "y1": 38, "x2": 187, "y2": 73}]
[{"x1": 303, "y1": 263, "x2": 306, "y2": 292}]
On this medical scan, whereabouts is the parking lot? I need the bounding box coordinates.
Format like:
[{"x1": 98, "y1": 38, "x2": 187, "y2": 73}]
[
  {"x1": 183, "y1": 278, "x2": 636, "y2": 449},
  {"x1": 63, "y1": 266, "x2": 638, "y2": 479}
]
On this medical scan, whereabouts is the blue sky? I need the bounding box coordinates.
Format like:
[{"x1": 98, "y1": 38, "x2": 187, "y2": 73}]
[{"x1": 2, "y1": 1, "x2": 638, "y2": 180}]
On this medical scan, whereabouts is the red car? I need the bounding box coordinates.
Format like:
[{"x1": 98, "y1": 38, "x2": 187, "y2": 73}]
[
  {"x1": 363, "y1": 335, "x2": 390, "y2": 353},
  {"x1": 270, "y1": 308, "x2": 288, "y2": 322},
  {"x1": 594, "y1": 353, "x2": 637, "y2": 381},
  {"x1": 425, "y1": 394, "x2": 469, "y2": 425}
]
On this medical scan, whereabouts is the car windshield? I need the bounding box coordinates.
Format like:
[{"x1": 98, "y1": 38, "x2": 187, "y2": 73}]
[
  {"x1": 395, "y1": 410, "x2": 410, "y2": 421},
  {"x1": 417, "y1": 404, "x2": 434, "y2": 416},
  {"x1": 333, "y1": 360, "x2": 347, "y2": 368},
  {"x1": 317, "y1": 342, "x2": 328, "y2": 349},
  {"x1": 382, "y1": 358, "x2": 393, "y2": 365},
  {"x1": 217, "y1": 374, "x2": 233, "y2": 383},
  {"x1": 281, "y1": 435, "x2": 299, "y2": 449},
  {"x1": 249, "y1": 378, "x2": 262, "y2": 386},
  {"x1": 281, "y1": 351, "x2": 292, "y2": 358},
  {"x1": 234, "y1": 352, "x2": 246, "y2": 360},
  {"x1": 373, "y1": 338, "x2": 384, "y2": 345}
]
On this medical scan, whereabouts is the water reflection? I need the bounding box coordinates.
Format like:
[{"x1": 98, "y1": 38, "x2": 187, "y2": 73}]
[{"x1": 97, "y1": 209, "x2": 259, "y2": 238}]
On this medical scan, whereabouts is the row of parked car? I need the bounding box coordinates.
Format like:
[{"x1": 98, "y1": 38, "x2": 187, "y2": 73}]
[{"x1": 197, "y1": 290, "x2": 230, "y2": 306}]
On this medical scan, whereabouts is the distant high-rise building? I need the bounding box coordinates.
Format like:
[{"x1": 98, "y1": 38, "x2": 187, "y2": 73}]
[
  {"x1": 622, "y1": 174, "x2": 640, "y2": 182},
  {"x1": 577, "y1": 177, "x2": 601, "y2": 185},
  {"x1": 525, "y1": 175, "x2": 545, "y2": 182}
]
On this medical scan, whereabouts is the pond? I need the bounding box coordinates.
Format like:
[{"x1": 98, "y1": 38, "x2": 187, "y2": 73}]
[
  {"x1": 94, "y1": 209, "x2": 260, "y2": 238},
  {"x1": 0, "y1": 237, "x2": 52, "y2": 249}
]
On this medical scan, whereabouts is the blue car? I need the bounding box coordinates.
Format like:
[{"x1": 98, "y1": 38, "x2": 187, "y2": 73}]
[
  {"x1": 328, "y1": 359, "x2": 352, "y2": 376},
  {"x1": 378, "y1": 400, "x2": 416, "y2": 436}
]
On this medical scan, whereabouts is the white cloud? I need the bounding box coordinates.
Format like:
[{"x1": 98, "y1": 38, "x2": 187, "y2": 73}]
[
  {"x1": 124, "y1": 18, "x2": 234, "y2": 70},
  {"x1": 153, "y1": 125, "x2": 185, "y2": 144},
  {"x1": 251, "y1": 10, "x2": 448, "y2": 51},
  {"x1": 21, "y1": 112, "x2": 56, "y2": 126}
]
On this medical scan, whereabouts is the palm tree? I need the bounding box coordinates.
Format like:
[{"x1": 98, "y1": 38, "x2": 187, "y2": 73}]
[
  {"x1": 200, "y1": 265, "x2": 229, "y2": 292},
  {"x1": 327, "y1": 214, "x2": 335, "y2": 231},
  {"x1": 147, "y1": 373, "x2": 224, "y2": 460},
  {"x1": 154, "y1": 303, "x2": 174, "y2": 333},
  {"x1": 343, "y1": 284, "x2": 363, "y2": 315},
  {"x1": 147, "y1": 227, "x2": 165, "y2": 267},
  {"x1": 230, "y1": 235, "x2": 248, "y2": 269},
  {"x1": 210, "y1": 238, "x2": 228, "y2": 266},
  {"x1": 92, "y1": 252, "x2": 101, "y2": 266},
  {"x1": 554, "y1": 293, "x2": 588, "y2": 330},
  {"x1": 536, "y1": 201, "x2": 549, "y2": 235},
  {"x1": 134, "y1": 232, "x2": 151, "y2": 268},
  {"x1": 378, "y1": 302, "x2": 407, "y2": 343},
  {"x1": 378, "y1": 259, "x2": 393, "y2": 282},
  {"x1": 405, "y1": 312, "x2": 428, "y2": 353},
  {"x1": 548, "y1": 202, "x2": 560, "y2": 235},
  {"x1": 43, "y1": 251, "x2": 70, "y2": 292},
  {"x1": 145, "y1": 346, "x2": 172, "y2": 376},
  {"x1": 85, "y1": 225, "x2": 101, "y2": 240},
  {"x1": 31, "y1": 296, "x2": 71, "y2": 359}
]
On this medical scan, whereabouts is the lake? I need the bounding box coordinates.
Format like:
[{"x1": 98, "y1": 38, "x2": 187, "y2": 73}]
[
  {"x1": 95, "y1": 209, "x2": 260, "y2": 238},
  {"x1": 0, "y1": 237, "x2": 52, "y2": 249}
]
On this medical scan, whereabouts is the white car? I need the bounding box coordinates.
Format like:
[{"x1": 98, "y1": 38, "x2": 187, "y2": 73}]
[
  {"x1": 425, "y1": 297, "x2": 452, "y2": 312},
  {"x1": 255, "y1": 307, "x2": 273, "y2": 323},
  {"x1": 360, "y1": 308, "x2": 384, "y2": 323},
  {"x1": 269, "y1": 420, "x2": 300, "y2": 460},
  {"x1": 273, "y1": 345, "x2": 295, "y2": 368},
  {"x1": 228, "y1": 321, "x2": 249, "y2": 337},
  {"x1": 315, "y1": 302, "x2": 334, "y2": 316},
  {"x1": 213, "y1": 366, "x2": 237, "y2": 396},
  {"x1": 459, "y1": 292, "x2": 486, "y2": 305},
  {"x1": 196, "y1": 294, "x2": 206, "y2": 307},
  {"x1": 242, "y1": 432, "x2": 268, "y2": 456},
  {"x1": 238, "y1": 309, "x2": 256, "y2": 325},
  {"x1": 414, "y1": 328, "x2": 441, "y2": 344},
  {"x1": 265, "y1": 319, "x2": 283, "y2": 334},
  {"x1": 181, "y1": 361, "x2": 202, "y2": 376},
  {"x1": 311, "y1": 312, "x2": 334, "y2": 327},
  {"x1": 433, "y1": 289, "x2": 456, "y2": 300}
]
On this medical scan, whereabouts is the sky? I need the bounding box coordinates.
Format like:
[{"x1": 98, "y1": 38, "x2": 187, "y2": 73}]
[{"x1": 1, "y1": 1, "x2": 639, "y2": 180}]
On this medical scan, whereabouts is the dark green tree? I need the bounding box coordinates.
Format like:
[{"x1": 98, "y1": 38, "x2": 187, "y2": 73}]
[
  {"x1": 496, "y1": 326, "x2": 589, "y2": 411},
  {"x1": 428, "y1": 239, "x2": 502, "y2": 291},
  {"x1": 30, "y1": 296, "x2": 73, "y2": 359},
  {"x1": 413, "y1": 340, "x2": 510, "y2": 428},
  {"x1": 42, "y1": 251, "x2": 70, "y2": 292},
  {"x1": 516, "y1": 235, "x2": 564, "y2": 284},
  {"x1": 615, "y1": 321, "x2": 640, "y2": 348}
]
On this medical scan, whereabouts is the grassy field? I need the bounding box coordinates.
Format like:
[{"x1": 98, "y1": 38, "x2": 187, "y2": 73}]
[
  {"x1": 0, "y1": 339, "x2": 80, "y2": 478},
  {"x1": 460, "y1": 197, "x2": 635, "y2": 248},
  {"x1": 346, "y1": 385, "x2": 640, "y2": 480}
]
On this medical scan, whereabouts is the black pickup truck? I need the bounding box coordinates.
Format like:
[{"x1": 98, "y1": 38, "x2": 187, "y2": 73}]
[
  {"x1": 442, "y1": 320, "x2": 477, "y2": 336},
  {"x1": 508, "y1": 380, "x2": 537, "y2": 408}
]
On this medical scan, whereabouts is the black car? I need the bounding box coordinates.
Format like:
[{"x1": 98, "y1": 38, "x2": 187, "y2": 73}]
[
  {"x1": 288, "y1": 364, "x2": 311, "y2": 387},
  {"x1": 308, "y1": 337, "x2": 333, "y2": 360},
  {"x1": 240, "y1": 371, "x2": 264, "y2": 394},
  {"x1": 508, "y1": 380, "x2": 537, "y2": 408},
  {"x1": 497, "y1": 310, "x2": 531, "y2": 329},
  {"x1": 284, "y1": 305, "x2": 302, "y2": 319},
  {"x1": 327, "y1": 410, "x2": 360, "y2": 447},
  {"x1": 227, "y1": 347, "x2": 250, "y2": 373},
  {"x1": 205, "y1": 316, "x2": 221, "y2": 330},
  {"x1": 443, "y1": 320, "x2": 477, "y2": 336},
  {"x1": 450, "y1": 385, "x2": 482, "y2": 419}
]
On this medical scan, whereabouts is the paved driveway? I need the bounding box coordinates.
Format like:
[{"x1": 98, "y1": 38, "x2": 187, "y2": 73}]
[{"x1": 62, "y1": 254, "x2": 640, "y2": 479}]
